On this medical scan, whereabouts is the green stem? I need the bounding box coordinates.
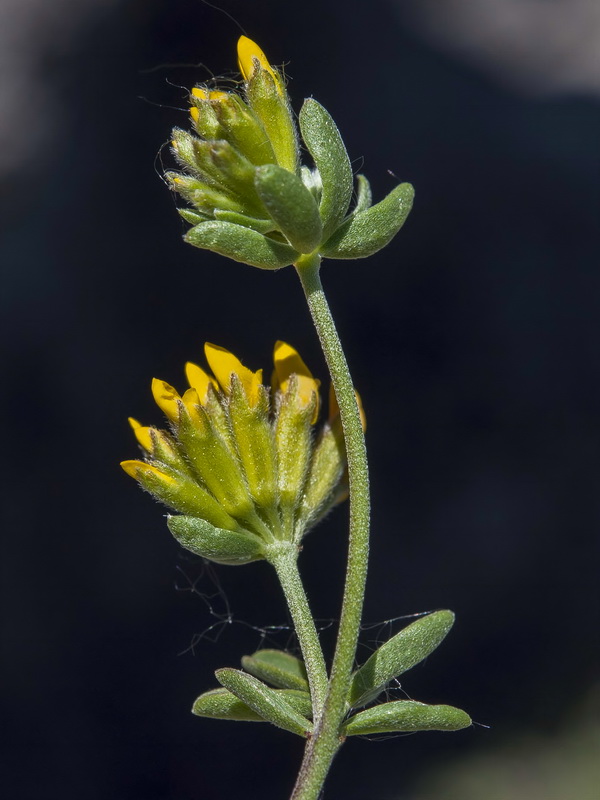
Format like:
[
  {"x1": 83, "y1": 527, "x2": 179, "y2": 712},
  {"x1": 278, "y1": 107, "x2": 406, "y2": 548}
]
[
  {"x1": 290, "y1": 252, "x2": 371, "y2": 800},
  {"x1": 269, "y1": 546, "x2": 329, "y2": 715}
]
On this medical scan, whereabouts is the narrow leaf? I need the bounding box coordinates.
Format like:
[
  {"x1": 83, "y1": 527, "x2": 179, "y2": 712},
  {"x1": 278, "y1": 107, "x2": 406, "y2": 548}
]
[
  {"x1": 167, "y1": 515, "x2": 265, "y2": 566},
  {"x1": 192, "y1": 687, "x2": 312, "y2": 721},
  {"x1": 299, "y1": 99, "x2": 353, "y2": 239},
  {"x1": 241, "y1": 649, "x2": 309, "y2": 692},
  {"x1": 343, "y1": 700, "x2": 472, "y2": 736},
  {"x1": 185, "y1": 221, "x2": 299, "y2": 269},
  {"x1": 320, "y1": 182, "x2": 414, "y2": 260},
  {"x1": 215, "y1": 668, "x2": 313, "y2": 737},
  {"x1": 350, "y1": 610, "x2": 455, "y2": 708}
]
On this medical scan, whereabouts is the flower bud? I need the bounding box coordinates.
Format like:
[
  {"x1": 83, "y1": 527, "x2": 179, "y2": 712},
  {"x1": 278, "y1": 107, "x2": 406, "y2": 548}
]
[
  {"x1": 299, "y1": 422, "x2": 345, "y2": 528},
  {"x1": 187, "y1": 137, "x2": 260, "y2": 207},
  {"x1": 167, "y1": 172, "x2": 246, "y2": 216},
  {"x1": 189, "y1": 92, "x2": 224, "y2": 140},
  {"x1": 211, "y1": 93, "x2": 276, "y2": 167},
  {"x1": 120, "y1": 460, "x2": 238, "y2": 529},
  {"x1": 274, "y1": 374, "x2": 317, "y2": 534},
  {"x1": 244, "y1": 63, "x2": 298, "y2": 174}
]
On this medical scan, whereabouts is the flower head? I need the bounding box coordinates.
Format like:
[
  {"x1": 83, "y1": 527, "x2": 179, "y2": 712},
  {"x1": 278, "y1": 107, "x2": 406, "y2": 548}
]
[
  {"x1": 166, "y1": 38, "x2": 415, "y2": 269},
  {"x1": 121, "y1": 342, "x2": 358, "y2": 564}
]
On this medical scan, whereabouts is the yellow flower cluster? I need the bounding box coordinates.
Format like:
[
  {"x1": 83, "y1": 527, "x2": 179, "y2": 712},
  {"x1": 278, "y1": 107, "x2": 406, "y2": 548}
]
[{"x1": 121, "y1": 342, "x2": 356, "y2": 562}]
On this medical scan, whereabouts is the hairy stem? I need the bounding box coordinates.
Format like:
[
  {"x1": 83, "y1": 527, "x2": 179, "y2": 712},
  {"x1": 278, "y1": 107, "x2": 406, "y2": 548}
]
[
  {"x1": 269, "y1": 546, "x2": 329, "y2": 715},
  {"x1": 290, "y1": 252, "x2": 371, "y2": 800}
]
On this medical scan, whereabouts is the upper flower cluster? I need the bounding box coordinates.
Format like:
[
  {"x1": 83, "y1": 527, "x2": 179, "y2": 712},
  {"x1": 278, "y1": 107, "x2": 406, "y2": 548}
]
[
  {"x1": 121, "y1": 342, "x2": 358, "y2": 564},
  {"x1": 167, "y1": 37, "x2": 415, "y2": 269}
]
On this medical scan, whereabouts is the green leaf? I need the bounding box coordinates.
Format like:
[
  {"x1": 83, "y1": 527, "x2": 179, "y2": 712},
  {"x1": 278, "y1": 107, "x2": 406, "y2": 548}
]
[
  {"x1": 349, "y1": 610, "x2": 455, "y2": 708},
  {"x1": 320, "y1": 182, "x2": 414, "y2": 259},
  {"x1": 343, "y1": 700, "x2": 472, "y2": 736},
  {"x1": 254, "y1": 164, "x2": 322, "y2": 253},
  {"x1": 185, "y1": 221, "x2": 299, "y2": 269},
  {"x1": 192, "y1": 687, "x2": 312, "y2": 721},
  {"x1": 241, "y1": 649, "x2": 309, "y2": 692},
  {"x1": 167, "y1": 516, "x2": 265, "y2": 566},
  {"x1": 299, "y1": 99, "x2": 353, "y2": 240},
  {"x1": 215, "y1": 668, "x2": 313, "y2": 737},
  {"x1": 352, "y1": 174, "x2": 372, "y2": 215}
]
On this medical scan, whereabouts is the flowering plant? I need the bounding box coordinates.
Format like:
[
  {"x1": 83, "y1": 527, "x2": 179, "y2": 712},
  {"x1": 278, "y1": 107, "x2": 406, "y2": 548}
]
[{"x1": 122, "y1": 37, "x2": 470, "y2": 800}]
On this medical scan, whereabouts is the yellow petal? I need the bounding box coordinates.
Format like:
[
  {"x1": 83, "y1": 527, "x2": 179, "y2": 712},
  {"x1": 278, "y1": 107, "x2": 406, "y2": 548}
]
[
  {"x1": 128, "y1": 417, "x2": 153, "y2": 451},
  {"x1": 120, "y1": 460, "x2": 175, "y2": 485},
  {"x1": 191, "y1": 87, "x2": 228, "y2": 101},
  {"x1": 190, "y1": 106, "x2": 199, "y2": 123},
  {"x1": 273, "y1": 341, "x2": 316, "y2": 392},
  {"x1": 185, "y1": 361, "x2": 218, "y2": 403},
  {"x1": 181, "y1": 387, "x2": 204, "y2": 426},
  {"x1": 151, "y1": 378, "x2": 181, "y2": 423},
  {"x1": 274, "y1": 341, "x2": 320, "y2": 419},
  {"x1": 237, "y1": 35, "x2": 280, "y2": 88},
  {"x1": 204, "y1": 342, "x2": 263, "y2": 405}
]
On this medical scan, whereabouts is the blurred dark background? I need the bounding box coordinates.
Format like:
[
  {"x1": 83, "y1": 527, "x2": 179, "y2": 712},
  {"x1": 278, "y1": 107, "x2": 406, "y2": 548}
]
[{"x1": 1, "y1": 0, "x2": 599, "y2": 798}]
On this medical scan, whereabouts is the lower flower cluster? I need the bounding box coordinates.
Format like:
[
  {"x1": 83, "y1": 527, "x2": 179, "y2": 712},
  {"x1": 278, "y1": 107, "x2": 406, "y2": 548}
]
[{"x1": 121, "y1": 342, "x2": 356, "y2": 564}]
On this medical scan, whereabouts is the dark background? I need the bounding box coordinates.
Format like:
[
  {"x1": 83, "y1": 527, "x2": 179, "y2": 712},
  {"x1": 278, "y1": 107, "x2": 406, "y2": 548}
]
[{"x1": 2, "y1": 1, "x2": 599, "y2": 798}]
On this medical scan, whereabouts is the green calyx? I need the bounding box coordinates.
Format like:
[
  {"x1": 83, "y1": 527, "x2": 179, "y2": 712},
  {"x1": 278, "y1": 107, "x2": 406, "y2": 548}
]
[{"x1": 168, "y1": 46, "x2": 414, "y2": 269}]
